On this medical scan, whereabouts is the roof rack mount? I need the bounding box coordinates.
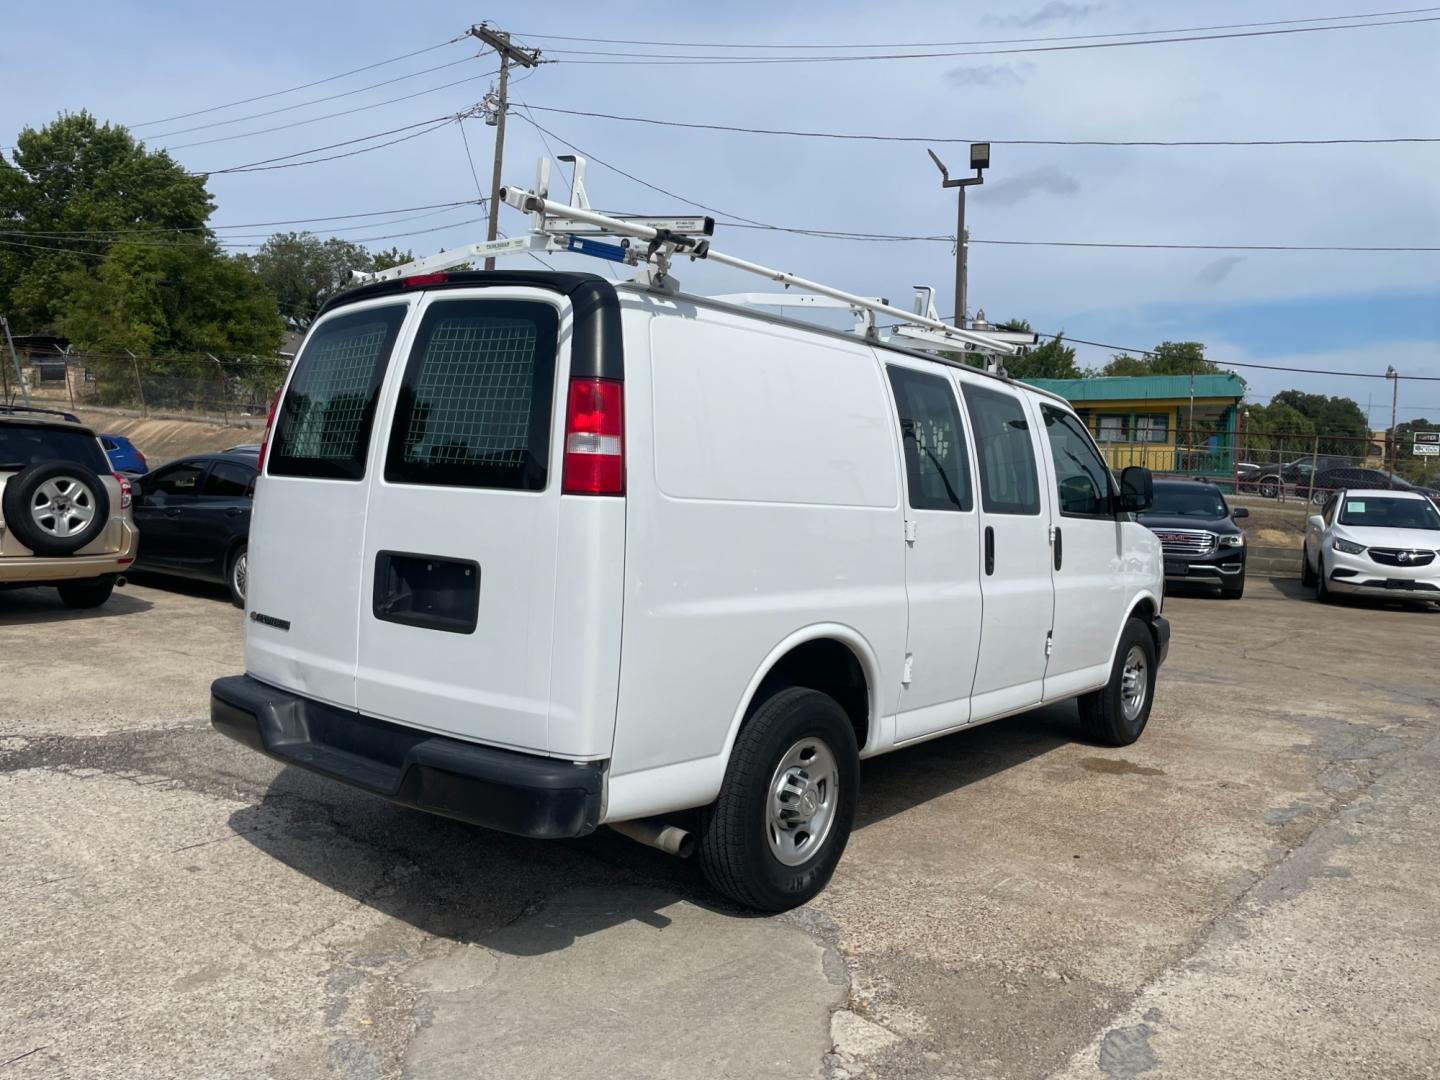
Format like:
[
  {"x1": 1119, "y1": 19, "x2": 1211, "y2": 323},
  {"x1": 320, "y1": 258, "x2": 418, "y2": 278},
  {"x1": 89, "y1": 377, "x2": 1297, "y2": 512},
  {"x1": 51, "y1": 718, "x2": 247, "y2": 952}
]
[{"x1": 360, "y1": 157, "x2": 1016, "y2": 356}]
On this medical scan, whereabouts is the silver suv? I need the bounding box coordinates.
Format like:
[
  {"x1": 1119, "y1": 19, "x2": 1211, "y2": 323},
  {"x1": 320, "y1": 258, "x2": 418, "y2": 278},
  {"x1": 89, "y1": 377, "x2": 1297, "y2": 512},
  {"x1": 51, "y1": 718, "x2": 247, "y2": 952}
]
[{"x1": 0, "y1": 408, "x2": 138, "y2": 608}]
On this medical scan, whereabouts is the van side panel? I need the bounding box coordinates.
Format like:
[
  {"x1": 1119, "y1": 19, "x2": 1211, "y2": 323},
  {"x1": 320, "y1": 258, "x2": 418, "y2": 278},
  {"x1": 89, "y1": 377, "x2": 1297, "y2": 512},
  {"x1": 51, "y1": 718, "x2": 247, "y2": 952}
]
[{"x1": 610, "y1": 297, "x2": 908, "y2": 807}]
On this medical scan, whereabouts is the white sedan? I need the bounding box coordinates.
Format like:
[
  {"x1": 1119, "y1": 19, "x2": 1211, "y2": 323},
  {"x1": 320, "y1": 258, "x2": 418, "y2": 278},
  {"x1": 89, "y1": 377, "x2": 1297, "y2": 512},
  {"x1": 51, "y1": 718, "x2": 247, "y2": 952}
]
[{"x1": 1302, "y1": 489, "x2": 1440, "y2": 604}]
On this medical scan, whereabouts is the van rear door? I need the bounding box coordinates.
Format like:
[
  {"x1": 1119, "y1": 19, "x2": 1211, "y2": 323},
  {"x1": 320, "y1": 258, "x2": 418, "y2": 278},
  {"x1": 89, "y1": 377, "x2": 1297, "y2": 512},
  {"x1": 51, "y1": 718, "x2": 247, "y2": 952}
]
[
  {"x1": 246, "y1": 300, "x2": 411, "y2": 709},
  {"x1": 353, "y1": 286, "x2": 623, "y2": 759}
]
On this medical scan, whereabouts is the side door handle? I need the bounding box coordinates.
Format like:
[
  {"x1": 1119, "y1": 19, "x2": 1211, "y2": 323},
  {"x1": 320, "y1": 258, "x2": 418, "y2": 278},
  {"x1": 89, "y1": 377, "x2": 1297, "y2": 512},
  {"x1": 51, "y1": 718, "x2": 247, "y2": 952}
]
[
  {"x1": 225, "y1": 507, "x2": 244, "y2": 517},
  {"x1": 1054, "y1": 526, "x2": 1063, "y2": 571},
  {"x1": 984, "y1": 526, "x2": 995, "y2": 576},
  {"x1": 164, "y1": 508, "x2": 182, "y2": 518}
]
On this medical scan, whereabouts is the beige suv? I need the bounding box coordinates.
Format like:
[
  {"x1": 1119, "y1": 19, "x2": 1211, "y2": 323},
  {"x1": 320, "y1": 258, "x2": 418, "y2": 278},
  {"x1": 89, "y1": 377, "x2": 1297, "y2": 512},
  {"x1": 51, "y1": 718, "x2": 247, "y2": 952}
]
[{"x1": 0, "y1": 409, "x2": 138, "y2": 608}]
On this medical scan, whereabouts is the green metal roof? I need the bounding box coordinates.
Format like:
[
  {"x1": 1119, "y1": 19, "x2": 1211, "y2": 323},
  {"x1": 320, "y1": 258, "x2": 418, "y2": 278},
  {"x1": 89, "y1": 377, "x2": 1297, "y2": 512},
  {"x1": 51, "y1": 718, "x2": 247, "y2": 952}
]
[{"x1": 1023, "y1": 373, "x2": 1247, "y2": 402}]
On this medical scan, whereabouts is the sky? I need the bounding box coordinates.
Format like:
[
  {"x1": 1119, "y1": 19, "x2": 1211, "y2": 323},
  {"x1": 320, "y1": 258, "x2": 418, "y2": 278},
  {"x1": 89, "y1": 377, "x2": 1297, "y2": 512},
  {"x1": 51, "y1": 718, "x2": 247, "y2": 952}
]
[{"x1": 4, "y1": 1, "x2": 1439, "y2": 427}]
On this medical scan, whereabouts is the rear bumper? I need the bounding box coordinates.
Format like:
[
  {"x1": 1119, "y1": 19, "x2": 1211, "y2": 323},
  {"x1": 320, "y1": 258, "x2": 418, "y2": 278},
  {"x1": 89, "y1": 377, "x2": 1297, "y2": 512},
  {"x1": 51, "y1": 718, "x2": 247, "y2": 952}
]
[
  {"x1": 0, "y1": 521, "x2": 138, "y2": 584},
  {"x1": 210, "y1": 674, "x2": 605, "y2": 839}
]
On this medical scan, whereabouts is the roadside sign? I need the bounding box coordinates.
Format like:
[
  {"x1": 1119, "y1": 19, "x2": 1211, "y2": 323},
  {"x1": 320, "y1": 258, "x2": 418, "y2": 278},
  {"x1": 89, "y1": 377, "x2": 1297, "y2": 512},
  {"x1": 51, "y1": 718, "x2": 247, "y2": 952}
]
[{"x1": 1415, "y1": 431, "x2": 1440, "y2": 456}]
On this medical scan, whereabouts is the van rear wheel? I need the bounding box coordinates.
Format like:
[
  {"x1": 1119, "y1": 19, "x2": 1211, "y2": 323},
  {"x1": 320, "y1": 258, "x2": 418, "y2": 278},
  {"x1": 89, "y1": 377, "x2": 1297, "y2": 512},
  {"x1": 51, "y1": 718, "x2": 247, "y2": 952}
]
[
  {"x1": 698, "y1": 687, "x2": 858, "y2": 912},
  {"x1": 1077, "y1": 617, "x2": 1156, "y2": 747}
]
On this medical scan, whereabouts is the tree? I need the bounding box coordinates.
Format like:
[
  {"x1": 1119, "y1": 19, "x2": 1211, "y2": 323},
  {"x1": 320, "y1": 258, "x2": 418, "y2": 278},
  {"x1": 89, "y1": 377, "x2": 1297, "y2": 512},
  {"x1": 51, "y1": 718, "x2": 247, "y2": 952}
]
[
  {"x1": 1102, "y1": 341, "x2": 1220, "y2": 377},
  {"x1": 248, "y1": 234, "x2": 415, "y2": 329},
  {"x1": 58, "y1": 240, "x2": 283, "y2": 357},
  {"x1": 1, "y1": 112, "x2": 213, "y2": 329},
  {"x1": 1269, "y1": 390, "x2": 1369, "y2": 456},
  {"x1": 1239, "y1": 401, "x2": 1316, "y2": 458},
  {"x1": 1389, "y1": 417, "x2": 1440, "y2": 484},
  {"x1": 998, "y1": 319, "x2": 1084, "y2": 380}
]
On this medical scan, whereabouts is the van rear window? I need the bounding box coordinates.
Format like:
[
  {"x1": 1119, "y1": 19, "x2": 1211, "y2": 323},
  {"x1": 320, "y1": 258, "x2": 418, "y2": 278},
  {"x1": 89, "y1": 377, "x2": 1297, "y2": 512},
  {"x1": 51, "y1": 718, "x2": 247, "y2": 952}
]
[
  {"x1": 268, "y1": 306, "x2": 407, "y2": 480},
  {"x1": 385, "y1": 299, "x2": 559, "y2": 491}
]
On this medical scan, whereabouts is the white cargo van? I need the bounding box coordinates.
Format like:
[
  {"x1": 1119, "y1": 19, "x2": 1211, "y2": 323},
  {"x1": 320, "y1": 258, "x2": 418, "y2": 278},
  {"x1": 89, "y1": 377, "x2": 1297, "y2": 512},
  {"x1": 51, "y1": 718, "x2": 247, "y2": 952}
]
[{"x1": 212, "y1": 266, "x2": 1168, "y2": 911}]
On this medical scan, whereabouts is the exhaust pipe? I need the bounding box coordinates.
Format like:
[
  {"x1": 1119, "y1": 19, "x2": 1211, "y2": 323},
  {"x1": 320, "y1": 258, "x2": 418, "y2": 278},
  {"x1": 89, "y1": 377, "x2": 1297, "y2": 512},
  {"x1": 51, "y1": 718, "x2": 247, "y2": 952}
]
[{"x1": 609, "y1": 818, "x2": 695, "y2": 858}]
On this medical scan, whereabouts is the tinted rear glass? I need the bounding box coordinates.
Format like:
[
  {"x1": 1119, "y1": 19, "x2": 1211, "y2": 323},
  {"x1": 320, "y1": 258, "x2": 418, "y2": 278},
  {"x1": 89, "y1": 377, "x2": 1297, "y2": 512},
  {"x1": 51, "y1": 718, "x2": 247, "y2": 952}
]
[
  {"x1": 203, "y1": 460, "x2": 256, "y2": 497},
  {"x1": 0, "y1": 425, "x2": 108, "y2": 473},
  {"x1": 385, "y1": 299, "x2": 559, "y2": 490},
  {"x1": 962, "y1": 384, "x2": 1041, "y2": 515},
  {"x1": 268, "y1": 305, "x2": 407, "y2": 480}
]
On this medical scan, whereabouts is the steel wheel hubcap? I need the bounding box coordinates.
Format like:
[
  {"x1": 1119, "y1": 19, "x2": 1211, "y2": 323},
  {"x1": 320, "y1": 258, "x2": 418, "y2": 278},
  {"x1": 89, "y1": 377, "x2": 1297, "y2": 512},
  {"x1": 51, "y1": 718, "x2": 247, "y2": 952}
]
[
  {"x1": 31, "y1": 477, "x2": 96, "y2": 538},
  {"x1": 766, "y1": 737, "x2": 839, "y2": 867},
  {"x1": 1120, "y1": 645, "x2": 1149, "y2": 722}
]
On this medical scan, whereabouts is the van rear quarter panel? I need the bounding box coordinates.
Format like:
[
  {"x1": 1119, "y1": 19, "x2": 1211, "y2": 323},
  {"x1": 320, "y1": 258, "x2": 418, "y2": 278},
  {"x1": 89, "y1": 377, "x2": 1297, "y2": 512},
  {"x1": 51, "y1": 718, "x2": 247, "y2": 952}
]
[{"x1": 610, "y1": 296, "x2": 908, "y2": 816}]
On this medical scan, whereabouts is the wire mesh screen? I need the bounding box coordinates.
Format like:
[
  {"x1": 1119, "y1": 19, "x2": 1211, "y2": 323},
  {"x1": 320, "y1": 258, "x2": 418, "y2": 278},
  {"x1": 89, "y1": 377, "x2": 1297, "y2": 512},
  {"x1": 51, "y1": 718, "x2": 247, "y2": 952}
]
[
  {"x1": 279, "y1": 321, "x2": 390, "y2": 462},
  {"x1": 400, "y1": 316, "x2": 539, "y2": 471}
]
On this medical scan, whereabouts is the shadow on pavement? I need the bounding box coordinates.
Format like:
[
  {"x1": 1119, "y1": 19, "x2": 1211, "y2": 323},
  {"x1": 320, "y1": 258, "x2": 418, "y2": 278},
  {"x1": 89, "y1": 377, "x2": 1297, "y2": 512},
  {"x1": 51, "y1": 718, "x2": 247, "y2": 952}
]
[
  {"x1": 226, "y1": 702, "x2": 1090, "y2": 951},
  {"x1": 124, "y1": 570, "x2": 232, "y2": 605},
  {"x1": 0, "y1": 586, "x2": 153, "y2": 624}
]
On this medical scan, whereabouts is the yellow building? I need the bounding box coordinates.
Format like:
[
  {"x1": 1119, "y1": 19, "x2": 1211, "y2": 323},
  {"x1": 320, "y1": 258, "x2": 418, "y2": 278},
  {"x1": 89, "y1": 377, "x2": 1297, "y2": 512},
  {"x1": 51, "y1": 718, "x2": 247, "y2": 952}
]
[{"x1": 1026, "y1": 374, "x2": 1247, "y2": 478}]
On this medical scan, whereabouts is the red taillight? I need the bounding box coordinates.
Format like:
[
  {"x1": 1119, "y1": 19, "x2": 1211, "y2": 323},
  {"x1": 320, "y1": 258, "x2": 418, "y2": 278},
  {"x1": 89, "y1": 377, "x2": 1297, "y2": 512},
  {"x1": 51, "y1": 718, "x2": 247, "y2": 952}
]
[
  {"x1": 562, "y1": 377, "x2": 624, "y2": 495},
  {"x1": 257, "y1": 387, "x2": 282, "y2": 473},
  {"x1": 403, "y1": 272, "x2": 449, "y2": 288},
  {"x1": 114, "y1": 472, "x2": 132, "y2": 510}
]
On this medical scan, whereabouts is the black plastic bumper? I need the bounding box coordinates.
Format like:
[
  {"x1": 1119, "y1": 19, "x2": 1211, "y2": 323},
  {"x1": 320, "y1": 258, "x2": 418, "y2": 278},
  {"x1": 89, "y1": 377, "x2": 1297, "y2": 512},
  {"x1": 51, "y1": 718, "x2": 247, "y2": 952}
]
[
  {"x1": 1153, "y1": 615, "x2": 1171, "y2": 667},
  {"x1": 210, "y1": 674, "x2": 604, "y2": 839}
]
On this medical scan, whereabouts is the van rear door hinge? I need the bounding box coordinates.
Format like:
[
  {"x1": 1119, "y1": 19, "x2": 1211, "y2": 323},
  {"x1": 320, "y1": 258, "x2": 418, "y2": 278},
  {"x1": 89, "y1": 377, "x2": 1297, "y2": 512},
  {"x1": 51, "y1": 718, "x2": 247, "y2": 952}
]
[
  {"x1": 902, "y1": 653, "x2": 914, "y2": 686},
  {"x1": 904, "y1": 520, "x2": 917, "y2": 544},
  {"x1": 1048, "y1": 524, "x2": 1057, "y2": 544},
  {"x1": 1045, "y1": 631, "x2": 1054, "y2": 657}
]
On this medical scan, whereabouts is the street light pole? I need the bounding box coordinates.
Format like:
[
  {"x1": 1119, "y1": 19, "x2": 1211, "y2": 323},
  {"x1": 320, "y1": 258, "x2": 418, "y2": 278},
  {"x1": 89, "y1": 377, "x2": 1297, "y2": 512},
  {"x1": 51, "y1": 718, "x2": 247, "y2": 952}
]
[
  {"x1": 1386, "y1": 365, "x2": 1399, "y2": 487},
  {"x1": 928, "y1": 144, "x2": 989, "y2": 328}
]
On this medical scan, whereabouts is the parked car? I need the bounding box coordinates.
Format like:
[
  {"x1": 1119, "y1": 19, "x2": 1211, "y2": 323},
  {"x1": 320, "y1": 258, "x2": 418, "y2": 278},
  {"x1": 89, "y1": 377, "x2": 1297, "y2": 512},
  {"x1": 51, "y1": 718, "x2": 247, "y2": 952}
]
[
  {"x1": 1234, "y1": 461, "x2": 1263, "y2": 492},
  {"x1": 1138, "y1": 479, "x2": 1248, "y2": 599},
  {"x1": 210, "y1": 270, "x2": 1171, "y2": 912},
  {"x1": 100, "y1": 433, "x2": 148, "y2": 474},
  {"x1": 131, "y1": 450, "x2": 256, "y2": 607},
  {"x1": 1305, "y1": 466, "x2": 1430, "y2": 505},
  {"x1": 1302, "y1": 489, "x2": 1440, "y2": 604},
  {"x1": 1255, "y1": 455, "x2": 1351, "y2": 500},
  {"x1": 0, "y1": 412, "x2": 137, "y2": 608}
]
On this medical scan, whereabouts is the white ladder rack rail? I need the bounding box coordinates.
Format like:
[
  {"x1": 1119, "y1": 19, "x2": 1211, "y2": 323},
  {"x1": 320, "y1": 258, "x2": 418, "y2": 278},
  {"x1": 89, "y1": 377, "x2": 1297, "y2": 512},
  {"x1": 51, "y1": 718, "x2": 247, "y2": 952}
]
[{"x1": 360, "y1": 179, "x2": 1016, "y2": 356}]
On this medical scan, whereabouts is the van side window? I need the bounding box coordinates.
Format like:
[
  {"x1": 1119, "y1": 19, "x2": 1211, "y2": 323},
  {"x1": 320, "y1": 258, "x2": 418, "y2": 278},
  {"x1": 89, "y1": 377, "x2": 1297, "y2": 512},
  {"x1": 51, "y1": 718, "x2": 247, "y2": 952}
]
[
  {"x1": 386, "y1": 299, "x2": 559, "y2": 491},
  {"x1": 1041, "y1": 405, "x2": 1114, "y2": 517},
  {"x1": 962, "y1": 384, "x2": 1041, "y2": 515},
  {"x1": 269, "y1": 306, "x2": 408, "y2": 481},
  {"x1": 886, "y1": 366, "x2": 972, "y2": 512}
]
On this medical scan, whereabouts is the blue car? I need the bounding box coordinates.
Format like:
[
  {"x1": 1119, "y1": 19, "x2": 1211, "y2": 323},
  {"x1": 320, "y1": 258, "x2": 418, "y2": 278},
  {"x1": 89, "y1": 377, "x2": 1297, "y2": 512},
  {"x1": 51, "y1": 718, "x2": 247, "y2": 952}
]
[{"x1": 100, "y1": 434, "x2": 148, "y2": 474}]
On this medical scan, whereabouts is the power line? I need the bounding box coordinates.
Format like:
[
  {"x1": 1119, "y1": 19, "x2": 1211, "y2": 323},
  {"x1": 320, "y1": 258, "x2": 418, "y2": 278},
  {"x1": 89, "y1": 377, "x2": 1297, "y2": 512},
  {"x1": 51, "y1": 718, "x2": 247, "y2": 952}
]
[
  {"x1": 1035, "y1": 332, "x2": 1440, "y2": 381},
  {"x1": 148, "y1": 55, "x2": 483, "y2": 140},
  {"x1": 512, "y1": 113, "x2": 1440, "y2": 254},
  {"x1": 0, "y1": 200, "x2": 480, "y2": 237},
  {"x1": 537, "y1": 15, "x2": 1440, "y2": 65},
  {"x1": 509, "y1": 6, "x2": 1440, "y2": 49},
  {"x1": 130, "y1": 34, "x2": 470, "y2": 128},
  {"x1": 200, "y1": 111, "x2": 465, "y2": 175},
  {"x1": 515, "y1": 103, "x2": 1440, "y2": 149}
]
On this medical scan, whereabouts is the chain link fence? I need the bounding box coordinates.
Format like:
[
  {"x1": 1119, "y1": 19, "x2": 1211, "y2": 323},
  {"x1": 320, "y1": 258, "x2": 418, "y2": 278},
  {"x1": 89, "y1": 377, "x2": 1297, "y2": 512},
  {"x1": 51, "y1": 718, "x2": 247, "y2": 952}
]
[{"x1": 4, "y1": 349, "x2": 288, "y2": 421}]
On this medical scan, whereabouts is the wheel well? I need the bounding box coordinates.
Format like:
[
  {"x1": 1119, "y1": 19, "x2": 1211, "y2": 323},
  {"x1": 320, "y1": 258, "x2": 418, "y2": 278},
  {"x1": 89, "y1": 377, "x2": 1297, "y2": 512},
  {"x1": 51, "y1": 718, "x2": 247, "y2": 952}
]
[
  {"x1": 750, "y1": 638, "x2": 870, "y2": 751},
  {"x1": 1130, "y1": 597, "x2": 1157, "y2": 624}
]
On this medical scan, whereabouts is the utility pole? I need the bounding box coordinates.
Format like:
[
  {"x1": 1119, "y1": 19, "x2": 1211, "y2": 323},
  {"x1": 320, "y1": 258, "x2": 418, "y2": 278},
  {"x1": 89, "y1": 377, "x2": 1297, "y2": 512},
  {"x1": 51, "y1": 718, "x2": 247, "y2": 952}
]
[
  {"x1": 1386, "y1": 365, "x2": 1399, "y2": 487},
  {"x1": 927, "y1": 143, "x2": 989, "y2": 328},
  {"x1": 2, "y1": 315, "x2": 30, "y2": 406},
  {"x1": 468, "y1": 23, "x2": 542, "y2": 270}
]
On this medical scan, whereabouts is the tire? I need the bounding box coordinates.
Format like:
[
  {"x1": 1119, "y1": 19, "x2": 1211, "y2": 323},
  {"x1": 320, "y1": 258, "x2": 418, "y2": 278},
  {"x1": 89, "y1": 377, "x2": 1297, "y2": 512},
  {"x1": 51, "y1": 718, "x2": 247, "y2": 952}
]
[
  {"x1": 56, "y1": 576, "x2": 115, "y2": 609},
  {"x1": 1258, "y1": 477, "x2": 1279, "y2": 500},
  {"x1": 0, "y1": 461, "x2": 110, "y2": 556},
  {"x1": 1314, "y1": 554, "x2": 1332, "y2": 603},
  {"x1": 1300, "y1": 544, "x2": 1316, "y2": 587},
  {"x1": 1077, "y1": 617, "x2": 1157, "y2": 747},
  {"x1": 1221, "y1": 574, "x2": 1245, "y2": 600},
  {"x1": 698, "y1": 687, "x2": 859, "y2": 912},
  {"x1": 227, "y1": 545, "x2": 248, "y2": 609}
]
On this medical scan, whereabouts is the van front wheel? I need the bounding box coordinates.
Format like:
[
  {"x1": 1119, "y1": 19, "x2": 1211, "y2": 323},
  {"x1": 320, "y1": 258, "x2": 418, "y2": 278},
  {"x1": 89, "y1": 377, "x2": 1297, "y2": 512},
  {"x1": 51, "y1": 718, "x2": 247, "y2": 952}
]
[
  {"x1": 699, "y1": 687, "x2": 858, "y2": 912},
  {"x1": 1077, "y1": 618, "x2": 1157, "y2": 747}
]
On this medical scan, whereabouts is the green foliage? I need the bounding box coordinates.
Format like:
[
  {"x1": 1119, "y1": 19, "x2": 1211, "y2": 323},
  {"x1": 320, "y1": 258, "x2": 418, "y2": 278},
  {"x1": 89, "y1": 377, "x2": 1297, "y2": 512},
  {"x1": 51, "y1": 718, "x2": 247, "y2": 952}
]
[
  {"x1": 1389, "y1": 417, "x2": 1440, "y2": 484},
  {"x1": 996, "y1": 319, "x2": 1084, "y2": 379},
  {"x1": 248, "y1": 233, "x2": 415, "y2": 329},
  {"x1": 1239, "y1": 401, "x2": 1316, "y2": 457},
  {"x1": 1102, "y1": 341, "x2": 1220, "y2": 377},
  {"x1": 1268, "y1": 389, "x2": 1369, "y2": 455},
  {"x1": 58, "y1": 241, "x2": 283, "y2": 356},
  {"x1": 1, "y1": 112, "x2": 213, "y2": 329}
]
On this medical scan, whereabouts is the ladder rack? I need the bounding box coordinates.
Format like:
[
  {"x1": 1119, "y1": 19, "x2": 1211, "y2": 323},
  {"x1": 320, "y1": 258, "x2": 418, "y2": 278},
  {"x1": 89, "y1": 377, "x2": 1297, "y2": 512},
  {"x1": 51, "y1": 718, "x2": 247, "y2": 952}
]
[{"x1": 359, "y1": 157, "x2": 1018, "y2": 357}]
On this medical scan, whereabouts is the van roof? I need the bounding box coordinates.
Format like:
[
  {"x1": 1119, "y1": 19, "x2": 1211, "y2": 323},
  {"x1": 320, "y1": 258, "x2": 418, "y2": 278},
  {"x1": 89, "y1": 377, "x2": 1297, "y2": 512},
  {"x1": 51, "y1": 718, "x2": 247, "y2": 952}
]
[{"x1": 317, "y1": 269, "x2": 1070, "y2": 408}]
